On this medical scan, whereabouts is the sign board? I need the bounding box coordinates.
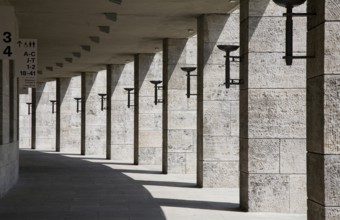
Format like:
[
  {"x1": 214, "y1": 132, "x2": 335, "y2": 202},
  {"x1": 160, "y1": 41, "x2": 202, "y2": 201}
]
[
  {"x1": 16, "y1": 39, "x2": 37, "y2": 88},
  {"x1": 0, "y1": 6, "x2": 17, "y2": 60}
]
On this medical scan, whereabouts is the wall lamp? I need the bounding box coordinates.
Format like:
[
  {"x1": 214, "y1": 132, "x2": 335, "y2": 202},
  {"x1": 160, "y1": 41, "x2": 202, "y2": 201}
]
[
  {"x1": 26, "y1": 102, "x2": 32, "y2": 115},
  {"x1": 217, "y1": 45, "x2": 243, "y2": 88},
  {"x1": 98, "y1": 94, "x2": 107, "y2": 111},
  {"x1": 50, "y1": 100, "x2": 57, "y2": 114},
  {"x1": 74, "y1": 98, "x2": 82, "y2": 113},
  {"x1": 273, "y1": 0, "x2": 315, "y2": 65},
  {"x1": 181, "y1": 67, "x2": 197, "y2": 98},
  {"x1": 124, "y1": 88, "x2": 134, "y2": 108},
  {"x1": 150, "y1": 81, "x2": 163, "y2": 105}
]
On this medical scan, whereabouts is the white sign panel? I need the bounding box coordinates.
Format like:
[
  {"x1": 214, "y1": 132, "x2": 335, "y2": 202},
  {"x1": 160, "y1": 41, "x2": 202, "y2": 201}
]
[
  {"x1": 17, "y1": 39, "x2": 37, "y2": 88},
  {"x1": 0, "y1": 6, "x2": 17, "y2": 60}
]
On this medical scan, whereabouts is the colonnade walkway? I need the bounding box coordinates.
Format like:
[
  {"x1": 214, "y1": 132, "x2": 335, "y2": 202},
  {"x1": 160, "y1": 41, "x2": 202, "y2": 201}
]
[{"x1": 0, "y1": 150, "x2": 307, "y2": 220}]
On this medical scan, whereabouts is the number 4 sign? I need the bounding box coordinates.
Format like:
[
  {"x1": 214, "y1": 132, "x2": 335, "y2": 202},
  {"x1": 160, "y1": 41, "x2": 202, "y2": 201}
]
[{"x1": 0, "y1": 6, "x2": 17, "y2": 60}]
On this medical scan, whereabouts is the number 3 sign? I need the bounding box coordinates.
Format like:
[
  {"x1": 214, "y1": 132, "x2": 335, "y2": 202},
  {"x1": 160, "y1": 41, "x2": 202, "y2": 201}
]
[{"x1": 0, "y1": 6, "x2": 17, "y2": 59}]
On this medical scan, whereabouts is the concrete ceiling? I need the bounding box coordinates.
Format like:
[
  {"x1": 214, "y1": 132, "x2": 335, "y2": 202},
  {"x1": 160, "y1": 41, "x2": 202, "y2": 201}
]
[{"x1": 7, "y1": 0, "x2": 239, "y2": 81}]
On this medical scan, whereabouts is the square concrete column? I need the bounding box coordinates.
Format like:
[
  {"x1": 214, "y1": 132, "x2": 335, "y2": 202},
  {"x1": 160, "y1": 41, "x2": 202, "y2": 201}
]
[
  {"x1": 59, "y1": 76, "x2": 81, "y2": 153},
  {"x1": 240, "y1": 1, "x2": 307, "y2": 213},
  {"x1": 19, "y1": 88, "x2": 32, "y2": 148},
  {"x1": 82, "y1": 71, "x2": 107, "y2": 156},
  {"x1": 0, "y1": 59, "x2": 19, "y2": 198},
  {"x1": 0, "y1": 60, "x2": 10, "y2": 145},
  {"x1": 163, "y1": 37, "x2": 197, "y2": 174},
  {"x1": 34, "y1": 81, "x2": 56, "y2": 150},
  {"x1": 9, "y1": 61, "x2": 16, "y2": 143},
  {"x1": 31, "y1": 88, "x2": 36, "y2": 149},
  {"x1": 307, "y1": 0, "x2": 340, "y2": 219},
  {"x1": 106, "y1": 65, "x2": 112, "y2": 160},
  {"x1": 56, "y1": 78, "x2": 60, "y2": 152},
  {"x1": 111, "y1": 63, "x2": 134, "y2": 161},
  {"x1": 134, "y1": 53, "x2": 163, "y2": 165},
  {"x1": 0, "y1": 59, "x2": 17, "y2": 144},
  {"x1": 197, "y1": 12, "x2": 240, "y2": 188}
]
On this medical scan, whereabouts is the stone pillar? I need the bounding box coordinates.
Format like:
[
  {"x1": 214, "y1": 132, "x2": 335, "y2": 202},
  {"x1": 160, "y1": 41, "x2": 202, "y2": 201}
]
[
  {"x1": 31, "y1": 88, "x2": 36, "y2": 149},
  {"x1": 84, "y1": 71, "x2": 107, "y2": 156},
  {"x1": 81, "y1": 73, "x2": 86, "y2": 155},
  {"x1": 0, "y1": 59, "x2": 19, "y2": 198},
  {"x1": 239, "y1": 0, "x2": 306, "y2": 213},
  {"x1": 9, "y1": 61, "x2": 16, "y2": 142},
  {"x1": 106, "y1": 65, "x2": 112, "y2": 160},
  {"x1": 56, "y1": 78, "x2": 60, "y2": 152},
  {"x1": 0, "y1": 60, "x2": 9, "y2": 145},
  {"x1": 59, "y1": 76, "x2": 81, "y2": 153},
  {"x1": 19, "y1": 88, "x2": 32, "y2": 148},
  {"x1": 111, "y1": 63, "x2": 134, "y2": 161},
  {"x1": 307, "y1": 0, "x2": 340, "y2": 219},
  {"x1": 134, "y1": 53, "x2": 162, "y2": 165},
  {"x1": 197, "y1": 12, "x2": 240, "y2": 188},
  {"x1": 162, "y1": 37, "x2": 197, "y2": 174},
  {"x1": 34, "y1": 81, "x2": 56, "y2": 150}
]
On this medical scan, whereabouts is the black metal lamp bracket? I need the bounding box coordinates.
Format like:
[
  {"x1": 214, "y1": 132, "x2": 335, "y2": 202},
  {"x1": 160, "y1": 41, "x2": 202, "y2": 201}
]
[
  {"x1": 124, "y1": 88, "x2": 135, "y2": 108},
  {"x1": 26, "y1": 102, "x2": 32, "y2": 115},
  {"x1": 98, "y1": 94, "x2": 107, "y2": 111},
  {"x1": 181, "y1": 67, "x2": 198, "y2": 98},
  {"x1": 272, "y1": 0, "x2": 316, "y2": 65},
  {"x1": 74, "y1": 98, "x2": 82, "y2": 113},
  {"x1": 230, "y1": 79, "x2": 244, "y2": 85},
  {"x1": 283, "y1": 12, "x2": 316, "y2": 17},
  {"x1": 50, "y1": 100, "x2": 57, "y2": 114},
  {"x1": 150, "y1": 81, "x2": 163, "y2": 105},
  {"x1": 282, "y1": 12, "x2": 316, "y2": 61},
  {"x1": 229, "y1": 56, "x2": 242, "y2": 62},
  {"x1": 217, "y1": 45, "x2": 244, "y2": 89}
]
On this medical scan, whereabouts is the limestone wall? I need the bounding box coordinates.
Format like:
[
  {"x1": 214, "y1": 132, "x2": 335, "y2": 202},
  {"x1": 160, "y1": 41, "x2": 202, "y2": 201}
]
[
  {"x1": 59, "y1": 76, "x2": 81, "y2": 153},
  {"x1": 197, "y1": 11, "x2": 240, "y2": 187},
  {"x1": 0, "y1": 60, "x2": 19, "y2": 199},
  {"x1": 134, "y1": 53, "x2": 163, "y2": 165},
  {"x1": 19, "y1": 89, "x2": 32, "y2": 149},
  {"x1": 35, "y1": 81, "x2": 56, "y2": 150},
  {"x1": 239, "y1": 0, "x2": 307, "y2": 213},
  {"x1": 84, "y1": 71, "x2": 107, "y2": 156},
  {"x1": 163, "y1": 37, "x2": 197, "y2": 174},
  {"x1": 307, "y1": 0, "x2": 340, "y2": 219},
  {"x1": 0, "y1": 142, "x2": 18, "y2": 198},
  {"x1": 111, "y1": 64, "x2": 134, "y2": 161}
]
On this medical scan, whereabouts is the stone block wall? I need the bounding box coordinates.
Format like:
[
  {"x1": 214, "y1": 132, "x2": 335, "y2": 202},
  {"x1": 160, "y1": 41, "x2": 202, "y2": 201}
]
[
  {"x1": 0, "y1": 60, "x2": 19, "y2": 199},
  {"x1": 19, "y1": 88, "x2": 32, "y2": 149},
  {"x1": 197, "y1": 11, "x2": 240, "y2": 187},
  {"x1": 239, "y1": 0, "x2": 307, "y2": 213},
  {"x1": 0, "y1": 142, "x2": 18, "y2": 198},
  {"x1": 1, "y1": 60, "x2": 10, "y2": 144},
  {"x1": 134, "y1": 53, "x2": 163, "y2": 165},
  {"x1": 307, "y1": 0, "x2": 340, "y2": 219},
  {"x1": 59, "y1": 76, "x2": 81, "y2": 153},
  {"x1": 34, "y1": 81, "x2": 56, "y2": 150},
  {"x1": 84, "y1": 71, "x2": 107, "y2": 156},
  {"x1": 163, "y1": 37, "x2": 197, "y2": 174},
  {"x1": 111, "y1": 63, "x2": 134, "y2": 161}
]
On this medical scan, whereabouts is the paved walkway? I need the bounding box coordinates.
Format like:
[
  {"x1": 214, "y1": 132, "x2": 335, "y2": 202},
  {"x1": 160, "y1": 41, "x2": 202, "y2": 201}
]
[{"x1": 0, "y1": 150, "x2": 307, "y2": 220}]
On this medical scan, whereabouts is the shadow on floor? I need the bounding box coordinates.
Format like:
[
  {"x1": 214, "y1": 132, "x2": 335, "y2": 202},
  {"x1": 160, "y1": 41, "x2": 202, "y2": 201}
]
[
  {"x1": 156, "y1": 198, "x2": 240, "y2": 211},
  {"x1": 136, "y1": 180, "x2": 197, "y2": 188},
  {"x1": 0, "y1": 150, "x2": 241, "y2": 220},
  {"x1": 0, "y1": 150, "x2": 166, "y2": 220},
  {"x1": 107, "y1": 168, "x2": 162, "y2": 174}
]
